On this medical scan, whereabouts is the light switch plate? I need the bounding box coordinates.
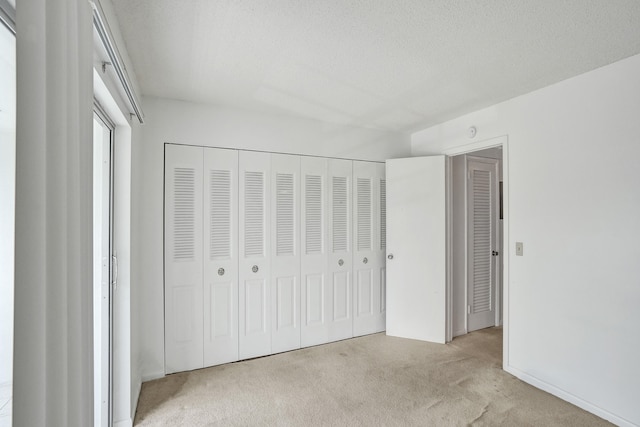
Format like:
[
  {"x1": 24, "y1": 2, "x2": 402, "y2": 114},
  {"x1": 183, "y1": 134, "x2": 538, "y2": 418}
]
[{"x1": 515, "y1": 242, "x2": 523, "y2": 256}]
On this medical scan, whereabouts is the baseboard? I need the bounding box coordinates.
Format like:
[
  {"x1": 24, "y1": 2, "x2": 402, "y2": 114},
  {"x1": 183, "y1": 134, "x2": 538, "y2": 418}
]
[
  {"x1": 142, "y1": 370, "x2": 164, "y2": 382},
  {"x1": 114, "y1": 419, "x2": 133, "y2": 427},
  {"x1": 504, "y1": 364, "x2": 636, "y2": 427},
  {"x1": 452, "y1": 329, "x2": 467, "y2": 338}
]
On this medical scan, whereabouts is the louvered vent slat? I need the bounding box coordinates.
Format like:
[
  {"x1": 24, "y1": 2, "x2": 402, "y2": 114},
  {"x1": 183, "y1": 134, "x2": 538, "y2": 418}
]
[
  {"x1": 380, "y1": 179, "x2": 386, "y2": 250},
  {"x1": 244, "y1": 171, "x2": 264, "y2": 257},
  {"x1": 305, "y1": 175, "x2": 323, "y2": 254},
  {"x1": 173, "y1": 167, "x2": 195, "y2": 261},
  {"x1": 472, "y1": 169, "x2": 492, "y2": 313},
  {"x1": 357, "y1": 178, "x2": 372, "y2": 251},
  {"x1": 209, "y1": 170, "x2": 231, "y2": 259},
  {"x1": 276, "y1": 173, "x2": 295, "y2": 256},
  {"x1": 332, "y1": 176, "x2": 348, "y2": 252}
]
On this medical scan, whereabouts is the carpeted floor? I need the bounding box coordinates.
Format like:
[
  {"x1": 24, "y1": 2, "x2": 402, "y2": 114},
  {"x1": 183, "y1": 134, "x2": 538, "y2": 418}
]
[{"x1": 134, "y1": 328, "x2": 611, "y2": 426}]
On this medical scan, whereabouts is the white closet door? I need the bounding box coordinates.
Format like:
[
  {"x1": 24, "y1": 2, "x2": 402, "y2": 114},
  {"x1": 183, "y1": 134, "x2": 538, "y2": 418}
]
[
  {"x1": 270, "y1": 154, "x2": 301, "y2": 353},
  {"x1": 467, "y1": 157, "x2": 499, "y2": 332},
  {"x1": 239, "y1": 150, "x2": 271, "y2": 359},
  {"x1": 352, "y1": 161, "x2": 385, "y2": 336},
  {"x1": 300, "y1": 157, "x2": 329, "y2": 347},
  {"x1": 203, "y1": 148, "x2": 239, "y2": 367},
  {"x1": 164, "y1": 144, "x2": 204, "y2": 374},
  {"x1": 327, "y1": 159, "x2": 353, "y2": 342}
]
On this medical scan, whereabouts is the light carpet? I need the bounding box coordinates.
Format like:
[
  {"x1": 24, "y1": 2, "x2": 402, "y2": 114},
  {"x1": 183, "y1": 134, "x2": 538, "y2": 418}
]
[{"x1": 134, "y1": 328, "x2": 611, "y2": 426}]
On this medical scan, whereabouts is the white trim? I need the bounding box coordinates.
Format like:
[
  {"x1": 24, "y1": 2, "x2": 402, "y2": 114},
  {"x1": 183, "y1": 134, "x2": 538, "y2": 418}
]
[
  {"x1": 443, "y1": 135, "x2": 507, "y2": 157},
  {"x1": 445, "y1": 157, "x2": 453, "y2": 343},
  {"x1": 113, "y1": 419, "x2": 133, "y2": 427},
  {"x1": 504, "y1": 365, "x2": 635, "y2": 427}
]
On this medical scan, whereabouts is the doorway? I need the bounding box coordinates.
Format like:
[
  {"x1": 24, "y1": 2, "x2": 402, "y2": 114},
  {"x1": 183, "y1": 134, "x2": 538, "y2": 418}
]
[
  {"x1": 451, "y1": 146, "x2": 503, "y2": 338},
  {"x1": 93, "y1": 104, "x2": 115, "y2": 427}
]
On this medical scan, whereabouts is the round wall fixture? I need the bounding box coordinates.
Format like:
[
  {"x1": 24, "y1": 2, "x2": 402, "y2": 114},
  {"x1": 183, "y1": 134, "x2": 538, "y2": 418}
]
[{"x1": 468, "y1": 126, "x2": 477, "y2": 138}]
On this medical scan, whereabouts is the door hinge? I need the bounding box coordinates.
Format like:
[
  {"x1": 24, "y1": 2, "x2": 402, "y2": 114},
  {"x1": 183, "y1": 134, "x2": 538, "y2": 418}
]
[{"x1": 467, "y1": 305, "x2": 471, "y2": 314}]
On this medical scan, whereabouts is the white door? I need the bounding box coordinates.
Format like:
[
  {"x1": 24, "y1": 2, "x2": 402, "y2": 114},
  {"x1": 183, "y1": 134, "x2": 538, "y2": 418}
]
[
  {"x1": 386, "y1": 156, "x2": 447, "y2": 344},
  {"x1": 327, "y1": 159, "x2": 353, "y2": 342},
  {"x1": 164, "y1": 144, "x2": 204, "y2": 373},
  {"x1": 203, "y1": 148, "x2": 239, "y2": 367},
  {"x1": 239, "y1": 150, "x2": 272, "y2": 359},
  {"x1": 352, "y1": 161, "x2": 385, "y2": 336},
  {"x1": 467, "y1": 157, "x2": 499, "y2": 332},
  {"x1": 270, "y1": 154, "x2": 301, "y2": 353},
  {"x1": 300, "y1": 156, "x2": 329, "y2": 347}
]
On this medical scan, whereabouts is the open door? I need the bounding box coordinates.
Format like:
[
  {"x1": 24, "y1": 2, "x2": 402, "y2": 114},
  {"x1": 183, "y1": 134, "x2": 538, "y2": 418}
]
[{"x1": 385, "y1": 156, "x2": 447, "y2": 344}]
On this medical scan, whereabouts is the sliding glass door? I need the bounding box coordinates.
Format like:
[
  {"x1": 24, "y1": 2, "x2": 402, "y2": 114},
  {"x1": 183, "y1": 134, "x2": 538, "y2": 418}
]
[{"x1": 93, "y1": 105, "x2": 114, "y2": 427}]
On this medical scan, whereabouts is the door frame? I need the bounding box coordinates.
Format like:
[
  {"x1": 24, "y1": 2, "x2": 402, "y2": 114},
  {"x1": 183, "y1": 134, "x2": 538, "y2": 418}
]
[{"x1": 443, "y1": 135, "x2": 509, "y2": 367}]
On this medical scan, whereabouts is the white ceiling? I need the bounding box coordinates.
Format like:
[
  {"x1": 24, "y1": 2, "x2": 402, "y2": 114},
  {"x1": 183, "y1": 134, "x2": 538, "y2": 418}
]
[{"x1": 112, "y1": 0, "x2": 640, "y2": 133}]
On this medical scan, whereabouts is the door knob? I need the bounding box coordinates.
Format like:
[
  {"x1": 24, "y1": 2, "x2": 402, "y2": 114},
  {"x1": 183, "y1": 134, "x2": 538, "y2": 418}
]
[
  {"x1": 218, "y1": 268, "x2": 225, "y2": 276},
  {"x1": 363, "y1": 257, "x2": 368, "y2": 264},
  {"x1": 338, "y1": 259, "x2": 344, "y2": 266},
  {"x1": 387, "y1": 254, "x2": 394, "y2": 260},
  {"x1": 252, "y1": 265, "x2": 259, "y2": 273}
]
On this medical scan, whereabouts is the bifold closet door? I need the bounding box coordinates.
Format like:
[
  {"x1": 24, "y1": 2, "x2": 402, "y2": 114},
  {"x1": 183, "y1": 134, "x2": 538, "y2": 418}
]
[
  {"x1": 239, "y1": 151, "x2": 272, "y2": 359},
  {"x1": 270, "y1": 154, "x2": 301, "y2": 353},
  {"x1": 353, "y1": 161, "x2": 386, "y2": 336},
  {"x1": 203, "y1": 148, "x2": 239, "y2": 366},
  {"x1": 327, "y1": 159, "x2": 353, "y2": 342},
  {"x1": 300, "y1": 157, "x2": 329, "y2": 347},
  {"x1": 164, "y1": 144, "x2": 204, "y2": 374}
]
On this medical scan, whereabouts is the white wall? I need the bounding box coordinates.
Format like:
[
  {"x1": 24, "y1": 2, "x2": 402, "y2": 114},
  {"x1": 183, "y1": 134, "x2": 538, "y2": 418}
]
[
  {"x1": 450, "y1": 154, "x2": 466, "y2": 337},
  {"x1": 135, "y1": 96, "x2": 411, "y2": 380},
  {"x1": 412, "y1": 53, "x2": 640, "y2": 426}
]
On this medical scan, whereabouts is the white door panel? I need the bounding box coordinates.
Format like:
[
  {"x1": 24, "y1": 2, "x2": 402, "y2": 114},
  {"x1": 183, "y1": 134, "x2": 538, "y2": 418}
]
[
  {"x1": 203, "y1": 148, "x2": 239, "y2": 366},
  {"x1": 239, "y1": 151, "x2": 272, "y2": 359},
  {"x1": 164, "y1": 144, "x2": 204, "y2": 373},
  {"x1": 327, "y1": 159, "x2": 353, "y2": 342},
  {"x1": 300, "y1": 157, "x2": 329, "y2": 347},
  {"x1": 270, "y1": 154, "x2": 301, "y2": 353},
  {"x1": 467, "y1": 157, "x2": 499, "y2": 332},
  {"x1": 386, "y1": 156, "x2": 447, "y2": 344},
  {"x1": 353, "y1": 161, "x2": 385, "y2": 336}
]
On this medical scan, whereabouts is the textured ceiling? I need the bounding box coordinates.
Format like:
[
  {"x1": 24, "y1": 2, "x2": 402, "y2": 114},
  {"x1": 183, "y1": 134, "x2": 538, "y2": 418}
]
[{"x1": 112, "y1": 0, "x2": 640, "y2": 133}]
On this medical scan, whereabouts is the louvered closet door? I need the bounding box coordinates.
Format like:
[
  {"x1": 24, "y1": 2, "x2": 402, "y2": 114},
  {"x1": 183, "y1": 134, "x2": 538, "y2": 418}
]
[
  {"x1": 270, "y1": 154, "x2": 301, "y2": 353},
  {"x1": 203, "y1": 148, "x2": 239, "y2": 367},
  {"x1": 239, "y1": 151, "x2": 272, "y2": 359},
  {"x1": 300, "y1": 156, "x2": 329, "y2": 347},
  {"x1": 164, "y1": 144, "x2": 204, "y2": 374},
  {"x1": 467, "y1": 157, "x2": 499, "y2": 332},
  {"x1": 353, "y1": 161, "x2": 386, "y2": 337},
  {"x1": 327, "y1": 159, "x2": 353, "y2": 342}
]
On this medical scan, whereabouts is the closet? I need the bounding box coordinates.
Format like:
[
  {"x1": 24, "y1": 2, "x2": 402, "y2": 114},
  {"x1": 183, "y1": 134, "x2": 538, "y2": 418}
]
[{"x1": 164, "y1": 144, "x2": 385, "y2": 374}]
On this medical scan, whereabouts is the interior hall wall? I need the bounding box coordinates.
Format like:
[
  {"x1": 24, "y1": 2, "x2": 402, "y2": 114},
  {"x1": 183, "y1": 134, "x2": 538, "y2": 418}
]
[
  {"x1": 134, "y1": 96, "x2": 411, "y2": 380},
  {"x1": 412, "y1": 53, "x2": 640, "y2": 426}
]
